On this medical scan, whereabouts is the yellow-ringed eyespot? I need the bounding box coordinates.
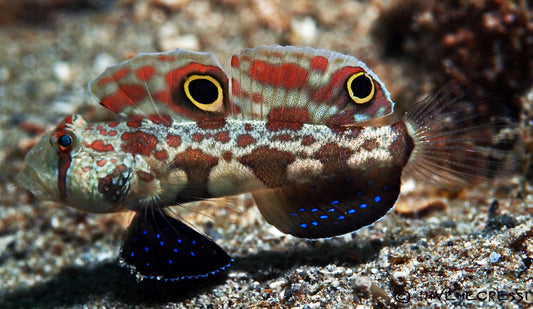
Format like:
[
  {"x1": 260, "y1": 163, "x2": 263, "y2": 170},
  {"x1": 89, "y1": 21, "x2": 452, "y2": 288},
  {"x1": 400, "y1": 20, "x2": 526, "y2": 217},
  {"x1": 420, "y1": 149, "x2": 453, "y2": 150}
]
[
  {"x1": 347, "y1": 72, "x2": 375, "y2": 104},
  {"x1": 184, "y1": 74, "x2": 224, "y2": 112},
  {"x1": 53, "y1": 131, "x2": 76, "y2": 152}
]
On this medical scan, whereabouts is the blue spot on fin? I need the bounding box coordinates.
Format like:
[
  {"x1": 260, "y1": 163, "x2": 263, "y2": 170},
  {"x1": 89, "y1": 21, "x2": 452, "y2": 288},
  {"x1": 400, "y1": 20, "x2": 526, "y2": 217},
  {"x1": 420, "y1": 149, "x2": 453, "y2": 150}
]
[
  {"x1": 252, "y1": 168, "x2": 402, "y2": 238},
  {"x1": 120, "y1": 208, "x2": 231, "y2": 281}
]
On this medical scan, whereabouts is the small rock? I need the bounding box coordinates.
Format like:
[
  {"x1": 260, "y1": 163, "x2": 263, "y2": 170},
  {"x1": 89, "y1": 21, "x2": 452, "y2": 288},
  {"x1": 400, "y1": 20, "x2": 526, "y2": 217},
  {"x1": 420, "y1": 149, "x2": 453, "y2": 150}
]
[
  {"x1": 157, "y1": 22, "x2": 200, "y2": 51},
  {"x1": 489, "y1": 251, "x2": 501, "y2": 263},
  {"x1": 391, "y1": 270, "x2": 409, "y2": 287},
  {"x1": 269, "y1": 278, "x2": 287, "y2": 289},
  {"x1": 353, "y1": 276, "x2": 372, "y2": 297},
  {"x1": 0, "y1": 66, "x2": 10, "y2": 82},
  {"x1": 92, "y1": 53, "x2": 117, "y2": 74},
  {"x1": 53, "y1": 62, "x2": 72, "y2": 82},
  {"x1": 289, "y1": 16, "x2": 318, "y2": 45},
  {"x1": 252, "y1": 0, "x2": 290, "y2": 33}
]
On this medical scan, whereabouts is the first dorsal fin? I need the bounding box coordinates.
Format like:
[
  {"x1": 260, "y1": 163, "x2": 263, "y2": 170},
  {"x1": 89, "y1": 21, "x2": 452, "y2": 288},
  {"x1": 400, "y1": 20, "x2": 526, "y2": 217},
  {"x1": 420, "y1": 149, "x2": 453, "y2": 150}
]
[
  {"x1": 230, "y1": 45, "x2": 396, "y2": 127},
  {"x1": 89, "y1": 49, "x2": 231, "y2": 123}
]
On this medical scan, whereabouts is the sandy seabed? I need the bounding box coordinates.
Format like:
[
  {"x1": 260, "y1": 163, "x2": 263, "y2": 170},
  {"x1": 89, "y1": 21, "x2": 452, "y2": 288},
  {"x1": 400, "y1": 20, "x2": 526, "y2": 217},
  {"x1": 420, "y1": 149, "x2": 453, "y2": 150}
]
[{"x1": 0, "y1": 1, "x2": 532, "y2": 308}]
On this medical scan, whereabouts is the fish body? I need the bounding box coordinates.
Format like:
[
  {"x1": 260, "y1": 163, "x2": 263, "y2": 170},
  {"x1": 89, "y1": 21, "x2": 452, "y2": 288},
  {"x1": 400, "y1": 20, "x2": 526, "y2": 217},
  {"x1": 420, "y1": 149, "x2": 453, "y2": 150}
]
[{"x1": 18, "y1": 46, "x2": 512, "y2": 281}]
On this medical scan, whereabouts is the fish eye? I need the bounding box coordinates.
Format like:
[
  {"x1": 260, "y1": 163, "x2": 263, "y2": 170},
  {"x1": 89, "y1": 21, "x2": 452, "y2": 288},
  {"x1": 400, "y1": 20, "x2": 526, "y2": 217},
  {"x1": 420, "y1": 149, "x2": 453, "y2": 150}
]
[
  {"x1": 54, "y1": 131, "x2": 76, "y2": 151},
  {"x1": 184, "y1": 74, "x2": 224, "y2": 112},
  {"x1": 58, "y1": 134, "x2": 73, "y2": 147},
  {"x1": 347, "y1": 72, "x2": 375, "y2": 104}
]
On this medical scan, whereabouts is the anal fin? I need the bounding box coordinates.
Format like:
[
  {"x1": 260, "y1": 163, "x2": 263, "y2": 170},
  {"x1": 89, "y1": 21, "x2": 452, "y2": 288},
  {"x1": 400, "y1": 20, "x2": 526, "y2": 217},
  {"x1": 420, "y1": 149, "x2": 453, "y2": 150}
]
[
  {"x1": 252, "y1": 168, "x2": 402, "y2": 239},
  {"x1": 120, "y1": 208, "x2": 232, "y2": 281}
]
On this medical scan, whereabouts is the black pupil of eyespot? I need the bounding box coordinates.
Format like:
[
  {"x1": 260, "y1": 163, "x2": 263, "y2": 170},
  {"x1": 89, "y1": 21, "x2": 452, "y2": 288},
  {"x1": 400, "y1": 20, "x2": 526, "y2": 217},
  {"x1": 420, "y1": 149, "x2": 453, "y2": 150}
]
[
  {"x1": 58, "y1": 134, "x2": 73, "y2": 147},
  {"x1": 350, "y1": 74, "x2": 373, "y2": 98},
  {"x1": 188, "y1": 78, "x2": 218, "y2": 104}
]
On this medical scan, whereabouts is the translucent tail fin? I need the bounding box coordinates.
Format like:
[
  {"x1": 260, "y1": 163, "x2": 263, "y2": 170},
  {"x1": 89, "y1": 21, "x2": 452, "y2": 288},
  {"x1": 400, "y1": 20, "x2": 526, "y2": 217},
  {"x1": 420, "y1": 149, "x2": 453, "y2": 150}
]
[{"x1": 402, "y1": 82, "x2": 521, "y2": 188}]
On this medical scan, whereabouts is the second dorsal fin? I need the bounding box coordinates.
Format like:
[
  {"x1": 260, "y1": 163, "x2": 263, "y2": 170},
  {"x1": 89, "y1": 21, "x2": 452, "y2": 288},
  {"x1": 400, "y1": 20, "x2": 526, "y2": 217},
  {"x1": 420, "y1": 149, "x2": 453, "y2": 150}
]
[{"x1": 230, "y1": 45, "x2": 396, "y2": 127}]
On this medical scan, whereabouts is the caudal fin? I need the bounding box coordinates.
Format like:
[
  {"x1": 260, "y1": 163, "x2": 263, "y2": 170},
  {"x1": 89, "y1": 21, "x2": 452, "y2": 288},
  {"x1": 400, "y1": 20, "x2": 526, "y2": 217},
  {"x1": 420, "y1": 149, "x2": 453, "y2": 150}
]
[{"x1": 402, "y1": 82, "x2": 520, "y2": 188}]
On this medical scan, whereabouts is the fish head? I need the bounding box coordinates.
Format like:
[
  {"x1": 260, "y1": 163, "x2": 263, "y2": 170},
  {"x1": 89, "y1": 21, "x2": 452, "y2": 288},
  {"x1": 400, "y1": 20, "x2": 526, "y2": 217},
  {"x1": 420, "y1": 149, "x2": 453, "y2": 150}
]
[{"x1": 18, "y1": 114, "x2": 129, "y2": 213}]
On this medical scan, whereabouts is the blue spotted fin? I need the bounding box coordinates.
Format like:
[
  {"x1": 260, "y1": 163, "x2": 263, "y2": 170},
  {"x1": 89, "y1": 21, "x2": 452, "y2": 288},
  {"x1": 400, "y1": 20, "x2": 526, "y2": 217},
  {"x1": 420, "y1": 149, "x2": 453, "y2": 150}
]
[
  {"x1": 119, "y1": 209, "x2": 231, "y2": 281},
  {"x1": 252, "y1": 168, "x2": 402, "y2": 238}
]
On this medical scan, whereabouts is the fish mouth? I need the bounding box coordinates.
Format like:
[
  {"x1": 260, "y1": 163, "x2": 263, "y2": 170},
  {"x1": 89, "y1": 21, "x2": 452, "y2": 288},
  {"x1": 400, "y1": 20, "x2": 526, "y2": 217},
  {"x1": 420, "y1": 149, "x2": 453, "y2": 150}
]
[
  {"x1": 17, "y1": 134, "x2": 61, "y2": 202},
  {"x1": 18, "y1": 160, "x2": 57, "y2": 202}
]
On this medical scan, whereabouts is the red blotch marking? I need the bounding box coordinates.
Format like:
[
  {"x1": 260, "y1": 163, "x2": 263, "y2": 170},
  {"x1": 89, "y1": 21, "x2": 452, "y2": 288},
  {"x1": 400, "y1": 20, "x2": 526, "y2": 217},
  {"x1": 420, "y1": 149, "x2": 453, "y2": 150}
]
[
  {"x1": 82, "y1": 166, "x2": 90, "y2": 173},
  {"x1": 89, "y1": 140, "x2": 115, "y2": 152},
  {"x1": 231, "y1": 77, "x2": 262, "y2": 104},
  {"x1": 193, "y1": 133, "x2": 204, "y2": 142},
  {"x1": 97, "y1": 125, "x2": 103, "y2": 130},
  {"x1": 390, "y1": 122, "x2": 414, "y2": 167},
  {"x1": 327, "y1": 123, "x2": 349, "y2": 135},
  {"x1": 197, "y1": 120, "x2": 226, "y2": 130},
  {"x1": 310, "y1": 66, "x2": 363, "y2": 103},
  {"x1": 238, "y1": 146, "x2": 295, "y2": 187},
  {"x1": 53, "y1": 120, "x2": 70, "y2": 134},
  {"x1": 362, "y1": 138, "x2": 379, "y2": 151},
  {"x1": 64, "y1": 115, "x2": 73, "y2": 124},
  {"x1": 244, "y1": 123, "x2": 252, "y2": 131},
  {"x1": 136, "y1": 66, "x2": 156, "y2": 81},
  {"x1": 266, "y1": 107, "x2": 310, "y2": 131},
  {"x1": 110, "y1": 159, "x2": 117, "y2": 164},
  {"x1": 167, "y1": 134, "x2": 182, "y2": 147},
  {"x1": 100, "y1": 85, "x2": 146, "y2": 113},
  {"x1": 109, "y1": 130, "x2": 118, "y2": 136},
  {"x1": 231, "y1": 55, "x2": 239, "y2": 68},
  {"x1": 325, "y1": 113, "x2": 356, "y2": 131},
  {"x1": 214, "y1": 131, "x2": 230, "y2": 143},
  {"x1": 301, "y1": 135, "x2": 315, "y2": 146},
  {"x1": 97, "y1": 67, "x2": 130, "y2": 86},
  {"x1": 108, "y1": 122, "x2": 120, "y2": 127},
  {"x1": 100, "y1": 129, "x2": 107, "y2": 136},
  {"x1": 57, "y1": 153, "x2": 71, "y2": 202},
  {"x1": 121, "y1": 131, "x2": 158, "y2": 156},
  {"x1": 154, "y1": 149, "x2": 169, "y2": 161},
  {"x1": 310, "y1": 56, "x2": 328, "y2": 72},
  {"x1": 126, "y1": 120, "x2": 141, "y2": 128},
  {"x1": 222, "y1": 151, "x2": 233, "y2": 162},
  {"x1": 158, "y1": 55, "x2": 175, "y2": 61},
  {"x1": 173, "y1": 148, "x2": 219, "y2": 197},
  {"x1": 314, "y1": 143, "x2": 354, "y2": 174},
  {"x1": 250, "y1": 60, "x2": 308, "y2": 89},
  {"x1": 237, "y1": 134, "x2": 256, "y2": 147},
  {"x1": 252, "y1": 93, "x2": 263, "y2": 103},
  {"x1": 349, "y1": 127, "x2": 362, "y2": 138},
  {"x1": 149, "y1": 114, "x2": 173, "y2": 127},
  {"x1": 96, "y1": 159, "x2": 108, "y2": 167},
  {"x1": 272, "y1": 134, "x2": 294, "y2": 142},
  {"x1": 231, "y1": 78, "x2": 241, "y2": 96}
]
